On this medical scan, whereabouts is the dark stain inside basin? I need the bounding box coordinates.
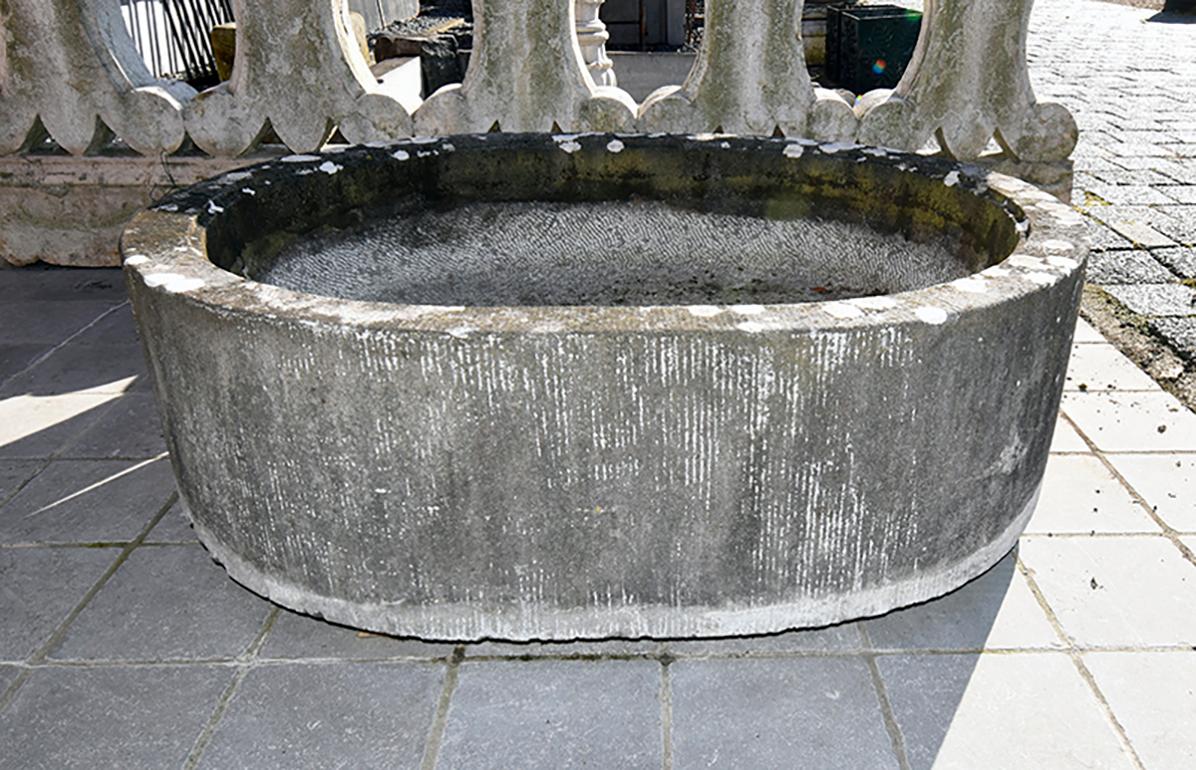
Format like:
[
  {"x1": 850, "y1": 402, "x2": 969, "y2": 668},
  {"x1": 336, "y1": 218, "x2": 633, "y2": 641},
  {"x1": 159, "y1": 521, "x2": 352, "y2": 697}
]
[{"x1": 258, "y1": 199, "x2": 969, "y2": 306}]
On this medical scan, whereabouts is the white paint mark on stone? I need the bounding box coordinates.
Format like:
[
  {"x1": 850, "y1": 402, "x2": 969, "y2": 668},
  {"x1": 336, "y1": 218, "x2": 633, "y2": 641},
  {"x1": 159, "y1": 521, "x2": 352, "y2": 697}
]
[
  {"x1": 223, "y1": 171, "x2": 253, "y2": 182},
  {"x1": 819, "y1": 142, "x2": 858, "y2": 154},
  {"x1": 950, "y1": 277, "x2": 988, "y2": 293},
  {"x1": 982, "y1": 266, "x2": 1011, "y2": 278},
  {"x1": 447, "y1": 326, "x2": 476, "y2": 339},
  {"x1": 1046, "y1": 256, "x2": 1079, "y2": 270},
  {"x1": 607, "y1": 139, "x2": 625, "y2": 153},
  {"x1": 783, "y1": 144, "x2": 804, "y2": 159},
  {"x1": 144, "y1": 272, "x2": 203, "y2": 293},
  {"x1": 392, "y1": 149, "x2": 410, "y2": 161},
  {"x1": 736, "y1": 321, "x2": 768, "y2": 333},
  {"x1": 1008, "y1": 254, "x2": 1047, "y2": 269},
  {"x1": 915, "y1": 306, "x2": 949, "y2": 325},
  {"x1": 318, "y1": 161, "x2": 343, "y2": 175},
  {"x1": 558, "y1": 141, "x2": 582, "y2": 154},
  {"x1": 1025, "y1": 272, "x2": 1056, "y2": 285},
  {"x1": 124, "y1": 255, "x2": 150, "y2": 266},
  {"x1": 241, "y1": 188, "x2": 256, "y2": 196},
  {"x1": 823, "y1": 302, "x2": 864, "y2": 319},
  {"x1": 1040, "y1": 239, "x2": 1075, "y2": 253},
  {"x1": 850, "y1": 296, "x2": 899, "y2": 311},
  {"x1": 861, "y1": 147, "x2": 888, "y2": 157},
  {"x1": 729, "y1": 305, "x2": 766, "y2": 316},
  {"x1": 687, "y1": 305, "x2": 723, "y2": 318},
  {"x1": 281, "y1": 154, "x2": 320, "y2": 163},
  {"x1": 944, "y1": 171, "x2": 961, "y2": 187},
  {"x1": 206, "y1": 201, "x2": 224, "y2": 215}
]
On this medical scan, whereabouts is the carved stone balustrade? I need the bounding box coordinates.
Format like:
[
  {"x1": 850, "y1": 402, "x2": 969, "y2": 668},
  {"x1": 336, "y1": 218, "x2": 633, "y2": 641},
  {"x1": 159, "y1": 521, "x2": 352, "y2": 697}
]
[{"x1": 0, "y1": 0, "x2": 1077, "y2": 266}]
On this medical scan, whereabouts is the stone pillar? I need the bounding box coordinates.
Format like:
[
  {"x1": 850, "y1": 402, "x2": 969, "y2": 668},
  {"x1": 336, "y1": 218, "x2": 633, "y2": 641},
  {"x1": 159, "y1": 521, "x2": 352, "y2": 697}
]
[{"x1": 575, "y1": 0, "x2": 617, "y2": 87}]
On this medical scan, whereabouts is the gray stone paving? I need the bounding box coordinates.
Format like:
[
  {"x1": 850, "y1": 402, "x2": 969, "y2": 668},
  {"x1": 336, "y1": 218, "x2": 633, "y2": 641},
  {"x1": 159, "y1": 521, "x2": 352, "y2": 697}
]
[
  {"x1": 1028, "y1": 0, "x2": 1196, "y2": 398},
  {"x1": 2, "y1": 267, "x2": 1195, "y2": 768}
]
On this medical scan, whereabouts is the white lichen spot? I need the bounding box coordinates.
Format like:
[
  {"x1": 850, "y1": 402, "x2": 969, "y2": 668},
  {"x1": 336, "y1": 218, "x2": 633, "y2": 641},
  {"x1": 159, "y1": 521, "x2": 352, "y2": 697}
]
[
  {"x1": 915, "y1": 306, "x2": 949, "y2": 325},
  {"x1": 143, "y1": 272, "x2": 203, "y2": 293},
  {"x1": 318, "y1": 161, "x2": 343, "y2": 175},
  {"x1": 392, "y1": 149, "x2": 410, "y2": 161},
  {"x1": 154, "y1": 203, "x2": 179, "y2": 212},
  {"x1": 950, "y1": 277, "x2": 988, "y2": 294},
  {"x1": 241, "y1": 188, "x2": 256, "y2": 196},
  {"x1": 161, "y1": 277, "x2": 205, "y2": 294},
  {"x1": 558, "y1": 140, "x2": 582, "y2": 154},
  {"x1": 123, "y1": 255, "x2": 150, "y2": 267},
  {"x1": 441, "y1": 142, "x2": 456, "y2": 152},
  {"x1": 607, "y1": 139, "x2": 625, "y2": 153},
  {"x1": 1040, "y1": 239, "x2": 1075, "y2": 253},
  {"x1": 819, "y1": 142, "x2": 858, "y2": 154},
  {"x1": 861, "y1": 147, "x2": 888, "y2": 157},
  {"x1": 410, "y1": 136, "x2": 438, "y2": 145},
  {"x1": 783, "y1": 144, "x2": 805, "y2": 159},
  {"x1": 687, "y1": 305, "x2": 723, "y2": 318},
  {"x1": 1008, "y1": 254, "x2": 1047, "y2": 269},
  {"x1": 223, "y1": 171, "x2": 253, "y2": 182},
  {"x1": 823, "y1": 301, "x2": 864, "y2": 319},
  {"x1": 447, "y1": 326, "x2": 475, "y2": 339},
  {"x1": 280, "y1": 154, "x2": 320, "y2": 163},
  {"x1": 736, "y1": 321, "x2": 768, "y2": 333},
  {"x1": 850, "y1": 296, "x2": 899, "y2": 311},
  {"x1": 1025, "y1": 272, "x2": 1056, "y2": 285},
  {"x1": 297, "y1": 169, "x2": 314, "y2": 175},
  {"x1": 983, "y1": 266, "x2": 1012, "y2": 278},
  {"x1": 206, "y1": 201, "x2": 224, "y2": 215},
  {"x1": 719, "y1": 141, "x2": 731, "y2": 149},
  {"x1": 943, "y1": 171, "x2": 961, "y2": 187},
  {"x1": 1046, "y1": 256, "x2": 1080, "y2": 270},
  {"x1": 1016, "y1": 219, "x2": 1031, "y2": 234},
  {"x1": 729, "y1": 304, "x2": 766, "y2": 316}
]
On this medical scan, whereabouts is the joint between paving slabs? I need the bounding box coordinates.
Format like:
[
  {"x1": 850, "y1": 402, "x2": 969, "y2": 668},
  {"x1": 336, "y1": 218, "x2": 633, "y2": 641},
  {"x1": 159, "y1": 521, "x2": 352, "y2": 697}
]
[
  {"x1": 659, "y1": 654, "x2": 674, "y2": 770},
  {"x1": 0, "y1": 490, "x2": 178, "y2": 714},
  {"x1": 418, "y1": 646, "x2": 465, "y2": 770},
  {"x1": 858, "y1": 624, "x2": 913, "y2": 770},
  {"x1": 1058, "y1": 410, "x2": 1196, "y2": 568},
  {"x1": 0, "y1": 301, "x2": 131, "y2": 394},
  {"x1": 1014, "y1": 556, "x2": 1148, "y2": 770}
]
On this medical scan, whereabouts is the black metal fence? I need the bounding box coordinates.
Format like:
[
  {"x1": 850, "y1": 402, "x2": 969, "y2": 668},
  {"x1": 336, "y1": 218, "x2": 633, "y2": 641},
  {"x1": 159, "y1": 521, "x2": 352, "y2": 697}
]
[{"x1": 121, "y1": 0, "x2": 233, "y2": 88}]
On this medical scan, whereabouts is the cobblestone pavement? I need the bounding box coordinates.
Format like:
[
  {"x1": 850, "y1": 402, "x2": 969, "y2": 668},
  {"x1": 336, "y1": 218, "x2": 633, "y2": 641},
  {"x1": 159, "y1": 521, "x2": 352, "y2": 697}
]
[
  {"x1": 2, "y1": 269, "x2": 1196, "y2": 768},
  {"x1": 1029, "y1": 0, "x2": 1196, "y2": 407}
]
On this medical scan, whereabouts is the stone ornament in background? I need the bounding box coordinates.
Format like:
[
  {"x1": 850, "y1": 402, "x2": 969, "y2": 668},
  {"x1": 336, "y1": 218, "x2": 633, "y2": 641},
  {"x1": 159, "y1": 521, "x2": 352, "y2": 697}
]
[
  {"x1": 856, "y1": 0, "x2": 1078, "y2": 162},
  {"x1": 638, "y1": 0, "x2": 857, "y2": 139},
  {"x1": 0, "y1": 0, "x2": 194, "y2": 156},
  {"x1": 413, "y1": 0, "x2": 637, "y2": 134}
]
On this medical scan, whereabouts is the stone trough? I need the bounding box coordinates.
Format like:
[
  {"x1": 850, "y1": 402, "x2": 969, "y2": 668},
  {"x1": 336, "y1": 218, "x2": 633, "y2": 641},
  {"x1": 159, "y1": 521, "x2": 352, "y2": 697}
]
[{"x1": 121, "y1": 133, "x2": 1086, "y2": 641}]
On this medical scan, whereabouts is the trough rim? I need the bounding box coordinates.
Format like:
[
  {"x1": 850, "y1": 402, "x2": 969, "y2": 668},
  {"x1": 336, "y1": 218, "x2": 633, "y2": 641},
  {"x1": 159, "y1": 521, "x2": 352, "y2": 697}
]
[{"x1": 120, "y1": 133, "x2": 1089, "y2": 335}]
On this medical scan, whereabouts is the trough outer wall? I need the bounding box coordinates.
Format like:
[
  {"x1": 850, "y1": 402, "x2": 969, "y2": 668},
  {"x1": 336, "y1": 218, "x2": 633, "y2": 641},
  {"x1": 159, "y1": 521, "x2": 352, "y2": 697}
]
[{"x1": 128, "y1": 270, "x2": 1079, "y2": 641}]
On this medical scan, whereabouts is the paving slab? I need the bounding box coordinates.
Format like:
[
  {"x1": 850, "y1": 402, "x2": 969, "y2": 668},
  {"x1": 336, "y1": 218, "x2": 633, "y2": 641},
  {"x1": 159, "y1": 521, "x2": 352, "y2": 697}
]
[
  {"x1": 49, "y1": 545, "x2": 273, "y2": 662},
  {"x1": 864, "y1": 552, "x2": 1062, "y2": 651},
  {"x1": 0, "y1": 457, "x2": 174, "y2": 544},
  {"x1": 144, "y1": 499, "x2": 197, "y2": 543},
  {"x1": 1084, "y1": 651, "x2": 1196, "y2": 770},
  {"x1": 662, "y1": 622, "x2": 863, "y2": 657},
  {"x1": 1105, "y1": 283, "x2": 1196, "y2": 317},
  {"x1": 878, "y1": 653, "x2": 1133, "y2": 770},
  {"x1": 261, "y1": 610, "x2": 455, "y2": 661},
  {"x1": 0, "y1": 344, "x2": 51, "y2": 382},
  {"x1": 0, "y1": 665, "x2": 232, "y2": 770},
  {"x1": 198, "y1": 662, "x2": 443, "y2": 770},
  {"x1": 1061, "y1": 391, "x2": 1196, "y2": 452},
  {"x1": 1064, "y1": 343, "x2": 1160, "y2": 392},
  {"x1": 0, "y1": 268, "x2": 125, "y2": 303},
  {"x1": 0, "y1": 460, "x2": 41, "y2": 507},
  {"x1": 669, "y1": 657, "x2": 898, "y2": 769},
  {"x1": 1084, "y1": 250, "x2": 1178, "y2": 284},
  {"x1": 438, "y1": 660, "x2": 661, "y2": 769},
  {"x1": 57, "y1": 392, "x2": 166, "y2": 459},
  {"x1": 0, "y1": 342, "x2": 149, "y2": 398},
  {"x1": 463, "y1": 637, "x2": 662, "y2": 658},
  {"x1": 1049, "y1": 416, "x2": 1089, "y2": 453},
  {"x1": 0, "y1": 547, "x2": 116, "y2": 661},
  {"x1": 1019, "y1": 536, "x2": 1196, "y2": 648},
  {"x1": 1150, "y1": 317, "x2": 1196, "y2": 361},
  {"x1": 0, "y1": 393, "x2": 121, "y2": 459},
  {"x1": 1024, "y1": 454, "x2": 1158, "y2": 534},
  {"x1": 1106, "y1": 454, "x2": 1196, "y2": 532},
  {"x1": 1152, "y1": 246, "x2": 1196, "y2": 278},
  {"x1": 0, "y1": 301, "x2": 121, "y2": 345}
]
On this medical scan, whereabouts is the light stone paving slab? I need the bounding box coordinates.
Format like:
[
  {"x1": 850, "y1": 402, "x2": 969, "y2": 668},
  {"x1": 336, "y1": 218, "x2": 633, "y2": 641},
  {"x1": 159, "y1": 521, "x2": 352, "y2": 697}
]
[
  {"x1": 1061, "y1": 391, "x2": 1196, "y2": 452},
  {"x1": 0, "y1": 457, "x2": 174, "y2": 544},
  {"x1": 0, "y1": 665, "x2": 233, "y2": 770},
  {"x1": 1019, "y1": 536, "x2": 1196, "y2": 648},
  {"x1": 670, "y1": 657, "x2": 899, "y2": 769},
  {"x1": 0, "y1": 546, "x2": 116, "y2": 661},
  {"x1": 878, "y1": 653, "x2": 1134, "y2": 770},
  {"x1": 1049, "y1": 416, "x2": 1090, "y2": 453},
  {"x1": 1072, "y1": 318, "x2": 1106, "y2": 344},
  {"x1": 198, "y1": 662, "x2": 444, "y2": 770},
  {"x1": 863, "y1": 552, "x2": 1063, "y2": 651},
  {"x1": 1064, "y1": 343, "x2": 1164, "y2": 392},
  {"x1": 437, "y1": 660, "x2": 662, "y2": 769},
  {"x1": 48, "y1": 545, "x2": 273, "y2": 662},
  {"x1": 1024, "y1": 454, "x2": 1159, "y2": 534},
  {"x1": 1106, "y1": 454, "x2": 1196, "y2": 533},
  {"x1": 0, "y1": 393, "x2": 121, "y2": 459},
  {"x1": 1084, "y1": 651, "x2": 1196, "y2": 770}
]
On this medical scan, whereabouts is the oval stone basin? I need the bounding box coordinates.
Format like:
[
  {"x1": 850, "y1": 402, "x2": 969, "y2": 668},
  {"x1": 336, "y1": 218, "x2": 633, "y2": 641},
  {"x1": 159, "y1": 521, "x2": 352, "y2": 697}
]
[{"x1": 121, "y1": 133, "x2": 1087, "y2": 641}]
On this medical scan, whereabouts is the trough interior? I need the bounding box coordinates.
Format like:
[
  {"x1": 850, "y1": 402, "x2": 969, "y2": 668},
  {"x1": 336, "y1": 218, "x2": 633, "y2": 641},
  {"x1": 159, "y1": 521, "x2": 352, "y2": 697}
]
[{"x1": 202, "y1": 138, "x2": 1023, "y2": 307}]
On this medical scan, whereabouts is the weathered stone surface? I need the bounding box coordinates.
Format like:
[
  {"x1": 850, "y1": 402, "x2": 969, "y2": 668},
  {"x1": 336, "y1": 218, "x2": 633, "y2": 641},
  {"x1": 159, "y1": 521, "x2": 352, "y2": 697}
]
[
  {"x1": 0, "y1": 0, "x2": 194, "y2": 156},
  {"x1": 638, "y1": 0, "x2": 855, "y2": 138},
  {"x1": 121, "y1": 134, "x2": 1085, "y2": 641},
  {"x1": 857, "y1": 0, "x2": 1077, "y2": 162}
]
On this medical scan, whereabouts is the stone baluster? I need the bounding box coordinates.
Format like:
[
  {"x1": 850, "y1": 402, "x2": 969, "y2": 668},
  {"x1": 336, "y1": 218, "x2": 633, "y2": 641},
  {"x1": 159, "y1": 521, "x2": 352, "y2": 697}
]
[
  {"x1": 0, "y1": 0, "x2": 194, "y2": 156},
  {"x1": 856, "y1": 0, "x2": 1077, "y2": 162},
  {"x1": 574, "y1": 0, "x2": 617, "y2": 87},
  {"x1": 414, "y1": 0, "x2": 636, "y2": 134},
  {"x1": 186, "y1": 0, "x2": 417, "y2": 157},
  {"x1": 637, "y1": 0, "x2": 856, "y2": 139}
]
